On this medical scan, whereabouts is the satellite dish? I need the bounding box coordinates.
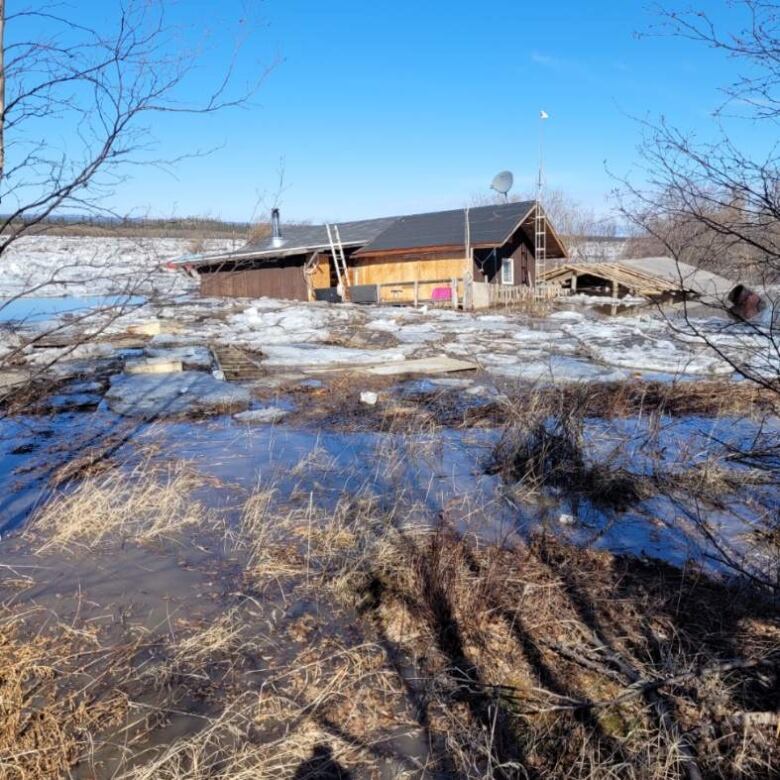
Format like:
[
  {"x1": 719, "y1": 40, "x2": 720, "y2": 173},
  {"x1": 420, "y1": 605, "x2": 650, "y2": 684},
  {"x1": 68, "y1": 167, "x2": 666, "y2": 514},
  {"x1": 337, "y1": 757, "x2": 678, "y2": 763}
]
[{"x1": 490, "y1": 170, "x2": 514, "y2": 200}]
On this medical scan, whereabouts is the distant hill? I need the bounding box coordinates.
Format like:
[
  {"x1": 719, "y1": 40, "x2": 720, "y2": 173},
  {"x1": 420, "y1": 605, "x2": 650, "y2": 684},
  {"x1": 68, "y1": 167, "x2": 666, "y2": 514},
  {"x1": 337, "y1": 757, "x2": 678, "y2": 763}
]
[{"x1": 0, "y1": 215, "x2": 252, "y2": 239}]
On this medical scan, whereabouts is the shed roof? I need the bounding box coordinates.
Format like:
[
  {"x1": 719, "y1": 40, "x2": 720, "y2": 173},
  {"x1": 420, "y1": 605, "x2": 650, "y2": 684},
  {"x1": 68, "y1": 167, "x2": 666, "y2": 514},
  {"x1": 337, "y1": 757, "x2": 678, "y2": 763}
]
[
  {"x1": 620, "y1": 257, "x2": 734, "y2": 300},
  {"x1": 355, "y1": 201, "x2": 536, "y2": 255},
  {"x1": 540, "y1": 256, "x2": 734, "y2": 300}
]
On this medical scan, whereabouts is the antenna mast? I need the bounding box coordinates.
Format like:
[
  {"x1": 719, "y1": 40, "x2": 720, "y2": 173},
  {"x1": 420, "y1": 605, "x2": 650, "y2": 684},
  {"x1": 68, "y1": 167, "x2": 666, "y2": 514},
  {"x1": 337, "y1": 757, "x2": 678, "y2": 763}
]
[{"x1": 535, "y1": 110, "x2": 549, "y2": 296}]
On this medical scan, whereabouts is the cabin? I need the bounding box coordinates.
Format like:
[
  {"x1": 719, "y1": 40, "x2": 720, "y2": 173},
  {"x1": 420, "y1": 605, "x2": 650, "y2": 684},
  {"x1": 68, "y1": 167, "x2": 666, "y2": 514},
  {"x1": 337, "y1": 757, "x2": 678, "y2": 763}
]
[{"x1": 182, "y1": 201, "x2": 567, "y2": 305}]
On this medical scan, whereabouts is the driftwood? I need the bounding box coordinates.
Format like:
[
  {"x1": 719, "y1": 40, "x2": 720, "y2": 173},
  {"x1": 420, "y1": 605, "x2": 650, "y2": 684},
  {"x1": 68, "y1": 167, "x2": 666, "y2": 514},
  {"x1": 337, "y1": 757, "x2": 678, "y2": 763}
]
[
  {"x1": 501, "y1": 654, "x2": 774, "y2": 713},
  {"x1": 487, "y1": 643, "x2": 774, "y2": 780}
]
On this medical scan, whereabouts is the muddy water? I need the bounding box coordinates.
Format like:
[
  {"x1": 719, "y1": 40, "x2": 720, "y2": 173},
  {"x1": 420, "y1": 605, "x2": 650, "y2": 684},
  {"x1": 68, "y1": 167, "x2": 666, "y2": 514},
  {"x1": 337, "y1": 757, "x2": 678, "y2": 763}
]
[{"x1": 0, "y1": 528, "x2": 259, "y2": 779}]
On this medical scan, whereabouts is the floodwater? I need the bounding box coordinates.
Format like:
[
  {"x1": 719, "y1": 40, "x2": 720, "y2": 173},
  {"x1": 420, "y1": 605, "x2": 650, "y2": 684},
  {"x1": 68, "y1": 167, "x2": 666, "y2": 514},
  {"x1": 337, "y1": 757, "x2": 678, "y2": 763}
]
[
  {"x1": 0, "y1": 406, "x2": 501, "y2": 533},
  {"x1": 0, "y1": 294, "x2": 146, "y2": 323},
  {"x1": 1, "y1": 291, "x2": 777, "y2": 581},
  {"x1": 1, "y1": 390, "x2": 777, "y2": 585}
]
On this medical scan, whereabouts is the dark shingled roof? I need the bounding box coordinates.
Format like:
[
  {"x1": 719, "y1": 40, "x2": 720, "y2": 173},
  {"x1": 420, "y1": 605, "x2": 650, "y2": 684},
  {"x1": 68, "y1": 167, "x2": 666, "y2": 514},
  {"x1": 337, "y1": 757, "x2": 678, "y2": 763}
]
[
  {"x1": 355, "y1": 201, "x2": 535, "y2": 255},
  {"x1": 182, "y1": 200, "x2": 557, "y2": 269},
  {"x1": 241, "y1": 216, "x2": 399, "y2": 255}
]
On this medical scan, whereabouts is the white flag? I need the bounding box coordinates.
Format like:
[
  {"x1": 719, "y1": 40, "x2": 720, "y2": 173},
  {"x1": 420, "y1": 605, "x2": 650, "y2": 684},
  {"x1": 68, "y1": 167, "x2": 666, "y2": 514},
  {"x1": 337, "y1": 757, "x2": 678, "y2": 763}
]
[{"x1": 540, "y1": 110, "x2": 549, "y2": 120}]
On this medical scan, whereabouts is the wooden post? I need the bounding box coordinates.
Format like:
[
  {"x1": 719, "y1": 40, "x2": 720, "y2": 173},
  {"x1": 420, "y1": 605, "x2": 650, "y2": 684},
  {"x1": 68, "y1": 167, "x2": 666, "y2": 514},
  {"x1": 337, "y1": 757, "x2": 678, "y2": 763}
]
[
  {"x1": 450, "y1": 277, "x2": 458, "y2": 309},
  {"x1": 571, "y1": 272, "x2": 577, "y2": 293},
  {"x1": 463, "y1": 272, "x2": 473, "y2": 311},
  {"x1": 414, "y1": 279, "x2": 419, "y2": 308}
]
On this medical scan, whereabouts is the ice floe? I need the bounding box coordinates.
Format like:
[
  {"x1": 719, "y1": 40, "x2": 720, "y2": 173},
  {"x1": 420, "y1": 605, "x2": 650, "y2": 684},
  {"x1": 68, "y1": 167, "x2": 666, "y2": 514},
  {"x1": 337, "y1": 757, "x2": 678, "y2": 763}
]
[
  {"x1": 105, "y1": 372, "x2": 250, "y2": 417},
  {"x1": 234, "y1": 406, "x2": 289, "y2": 423},
  {"x1": 480, "y1": 354, "x2": 629, "y2": 383},
  {"x1": 0, "y1": 235, "x2": 238, "y2": 297},
  {"x1": 260, "y1": 343, "x2": 412, "y2": 367},
  {"x1": 562, "y1": 316, "x2": 733, "y2": 376},
  {"x1": 144, "y1": 345, "x2": 213, "y2": 370}
]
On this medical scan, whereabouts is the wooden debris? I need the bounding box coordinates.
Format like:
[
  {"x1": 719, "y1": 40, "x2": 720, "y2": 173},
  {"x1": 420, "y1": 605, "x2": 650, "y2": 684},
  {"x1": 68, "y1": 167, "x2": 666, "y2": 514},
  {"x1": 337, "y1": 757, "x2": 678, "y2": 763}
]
[
  {"x1": 361, "y1": 356, "x2": 477, "y2": 376},
  {"x1": 31, "y1": 333, "x2": 149, "y2": 349},
  {"x1": 124, "y1": 358, "x2": 183, "y2": 375},
  {"x1": 211, "y1": 344, "x2": 266, "y2": 381},
  {"x1": 540, "y1": 262, "x2": 677, "y2": 296},
  {"x1": 127, "y1": 320, "x2": 185, "y2": 337}
]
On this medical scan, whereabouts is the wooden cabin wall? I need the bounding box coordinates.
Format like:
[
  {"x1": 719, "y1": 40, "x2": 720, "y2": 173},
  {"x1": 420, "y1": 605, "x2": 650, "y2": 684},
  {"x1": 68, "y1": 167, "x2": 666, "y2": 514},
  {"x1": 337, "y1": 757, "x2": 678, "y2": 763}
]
[
  {"x1": 472, "y1": 248, "x2": 501, "y2": 283},
  {"x1": 472, "y1": 230, "x2": 535, "y2": 287},
  {"x1": 350, "y1": 251, "x2": 470, "y2": 303},
  {"x1": 307, "y1": 256, "x2": 331, "y2": 299},
  {"x1": 511, "y1": 241, "x2": 533, "y2": 286},
  {"x1": 199, "y1": 257, "x2": 309, "y2": 301}
]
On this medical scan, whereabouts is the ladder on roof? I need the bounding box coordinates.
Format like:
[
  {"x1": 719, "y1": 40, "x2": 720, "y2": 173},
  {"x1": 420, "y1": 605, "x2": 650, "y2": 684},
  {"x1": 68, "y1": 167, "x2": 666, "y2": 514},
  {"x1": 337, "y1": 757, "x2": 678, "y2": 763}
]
[
  {"x1": 326, "y1": 223, "x2": 351, "y2": 301},
  {"x1": 534, "y1": 202, "x2": 547, "y2": 296}
]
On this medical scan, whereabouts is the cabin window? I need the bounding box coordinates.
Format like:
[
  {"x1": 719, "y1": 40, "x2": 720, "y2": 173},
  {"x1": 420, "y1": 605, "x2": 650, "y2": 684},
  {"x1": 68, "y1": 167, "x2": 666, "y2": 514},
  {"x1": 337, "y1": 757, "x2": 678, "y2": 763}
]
[{"x1": 501, "y1": 257, "x2": 514, "y2": 285}]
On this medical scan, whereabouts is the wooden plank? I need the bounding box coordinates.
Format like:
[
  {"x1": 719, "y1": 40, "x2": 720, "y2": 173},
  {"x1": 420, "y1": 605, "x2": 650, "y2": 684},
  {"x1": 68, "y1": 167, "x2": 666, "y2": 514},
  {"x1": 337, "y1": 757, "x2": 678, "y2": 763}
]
[
  {"x1": 300, "y1": 355, "x2": 478, "y2": 376},
  {"x1": 361, "y1": 356, "x2": 477, "y2": 376},
  {"x1": 310, "y1": 255, "x2": 330, "y2": 289},
  {"x1": 33, "y1": 334, "x2": 149, "y2": 349}
]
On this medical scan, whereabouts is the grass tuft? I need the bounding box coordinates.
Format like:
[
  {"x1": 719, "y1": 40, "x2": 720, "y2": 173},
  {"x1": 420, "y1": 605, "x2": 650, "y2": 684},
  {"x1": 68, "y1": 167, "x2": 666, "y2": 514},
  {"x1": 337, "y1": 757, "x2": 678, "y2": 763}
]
[{"x1": 27, "y1": 461, "x2": 211, "y2": 552}]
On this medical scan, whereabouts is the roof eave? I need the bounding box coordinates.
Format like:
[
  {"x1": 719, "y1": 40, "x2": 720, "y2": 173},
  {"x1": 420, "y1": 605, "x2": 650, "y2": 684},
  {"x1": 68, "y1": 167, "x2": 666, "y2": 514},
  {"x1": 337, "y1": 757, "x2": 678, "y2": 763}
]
[
  {"x1": 182, "y1": 240, "x2": 364, "y2": 268},
  {"x1": 495, "y1": 202, "x2": 569, "y2": 259},
  {"x1": 355, "y1": 243, "x2": 467, "y2": 258}
]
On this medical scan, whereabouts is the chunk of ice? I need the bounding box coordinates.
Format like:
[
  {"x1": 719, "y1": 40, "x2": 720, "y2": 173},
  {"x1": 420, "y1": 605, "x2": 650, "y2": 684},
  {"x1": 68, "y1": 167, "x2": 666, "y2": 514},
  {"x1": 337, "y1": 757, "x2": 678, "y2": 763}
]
[
  {"x1": 234, "y1": 406, "x2": 289, "y2": 424},
  {"x1": 145, "y1": 345, "x2": 213, "y2": 370},
  {"x1": 105, "y1": 371, "x2": 250, "y2": 417},
  {"x1": 360, "y1": 391, "x2": 378, "y2": 406},
  {"x1": 261, "y1": 344, "x2": 411, "y2": 367}
]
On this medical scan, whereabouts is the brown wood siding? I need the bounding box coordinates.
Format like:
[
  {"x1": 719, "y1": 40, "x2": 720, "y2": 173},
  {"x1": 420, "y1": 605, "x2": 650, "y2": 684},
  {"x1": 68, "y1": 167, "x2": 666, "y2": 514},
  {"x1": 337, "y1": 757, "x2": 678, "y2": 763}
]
[
  {"x1": 512, "y1": 241, "x2": 533, "y2": 286},
  {"x1": 472, "y1": 230, "x2": 534, "y2": 286},
  {"x1": 351, "y1": 253, "x2": 469, "y2": 285},
  {"x1": 199, "y1": 258, "x2": 309, "y2": 301}
]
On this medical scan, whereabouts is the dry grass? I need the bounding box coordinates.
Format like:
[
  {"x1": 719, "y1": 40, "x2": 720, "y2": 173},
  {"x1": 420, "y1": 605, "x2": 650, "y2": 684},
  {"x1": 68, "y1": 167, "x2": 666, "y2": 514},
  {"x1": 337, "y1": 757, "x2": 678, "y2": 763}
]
[
  {"x1": 2, "y1": 430, "x2": 778, "y2": 779},
  {"x1": 167, "y1": 608, "x2": 250, "y2": 669},
  {"x1": 489, "y1": 406, "x2": 646, "y2": 510},
  {"x1": 549, "y1": 378, "x2": 778, "y2": 418},
  {"x1": 227, "y1": 480, "x2": 780, "y2": 778},
  {"x1": 347, "y1": 526, "x2": 780, "y2": 778},
  {"x1": 26, "y1": 461, "x2": 211, "y2": 552},
  {"x1": 112, "y1": 695, "x2": 380, "y2": 780},
  {"x1": 289, "y1": 376, "x2": 778, "y2": 435},
  {"x1": 0, "y1": 607, "x2": 134, "y2": 779}
]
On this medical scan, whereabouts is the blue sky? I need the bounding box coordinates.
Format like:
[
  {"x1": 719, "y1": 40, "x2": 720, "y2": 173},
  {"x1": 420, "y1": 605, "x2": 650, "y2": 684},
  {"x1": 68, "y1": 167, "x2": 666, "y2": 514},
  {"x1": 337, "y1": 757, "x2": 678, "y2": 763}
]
[{"x1": 11, "y1": 0, "x2": 765, "y2": 223}]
